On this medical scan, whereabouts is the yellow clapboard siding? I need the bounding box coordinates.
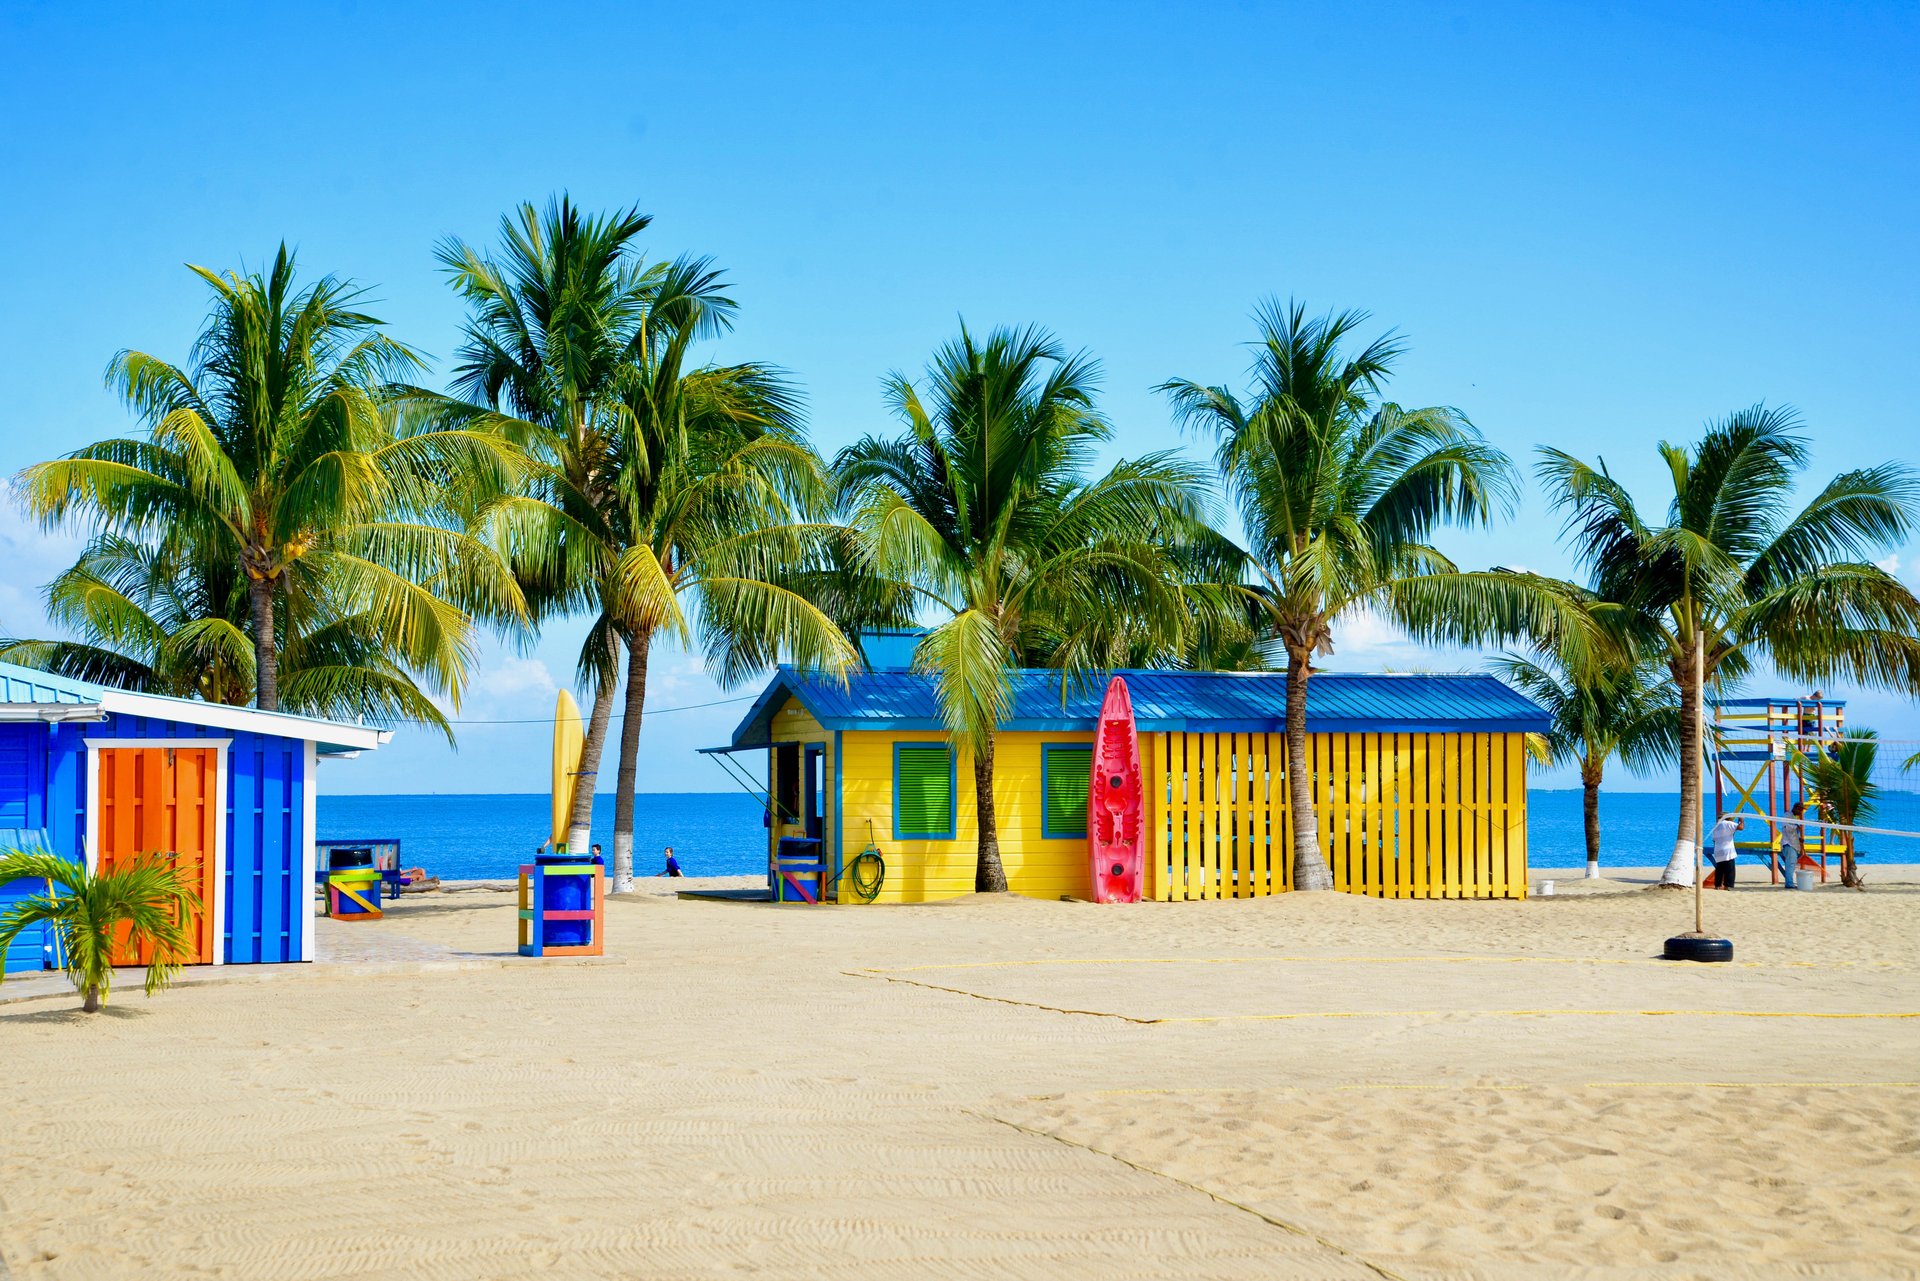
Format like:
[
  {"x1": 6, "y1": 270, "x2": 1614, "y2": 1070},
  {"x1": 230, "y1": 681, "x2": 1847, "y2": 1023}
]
[{"x1": 830, "y1": 725, "x2": 1528, "y2": 903}]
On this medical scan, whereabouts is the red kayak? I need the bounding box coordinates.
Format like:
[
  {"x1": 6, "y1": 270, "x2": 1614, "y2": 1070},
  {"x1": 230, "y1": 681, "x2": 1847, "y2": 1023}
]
[{"x1": 1090, "y1": 676, "x2": 1143, "y2": 903}]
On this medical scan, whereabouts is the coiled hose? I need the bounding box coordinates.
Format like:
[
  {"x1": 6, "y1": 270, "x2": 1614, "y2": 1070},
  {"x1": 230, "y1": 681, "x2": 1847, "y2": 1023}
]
[{"x1": 837, "y1": 847, "x2": 886, "y2": 902}]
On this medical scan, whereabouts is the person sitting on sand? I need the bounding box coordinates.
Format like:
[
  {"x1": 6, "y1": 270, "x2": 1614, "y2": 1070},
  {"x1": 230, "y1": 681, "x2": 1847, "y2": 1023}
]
[
  {"x1": 661, "y1": 847, "x2": 683, "y2": 878},
  {"x1": 1708, "y1": 814, "x2": 1744, "y2": 889}
]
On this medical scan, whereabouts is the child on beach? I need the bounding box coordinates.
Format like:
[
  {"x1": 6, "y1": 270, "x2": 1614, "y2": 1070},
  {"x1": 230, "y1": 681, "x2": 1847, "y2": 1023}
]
[
  {"x1": 661, "y1": 847, "x2": 683, "y2": 877},
  {"x1": 1708, "y1": 814, "x2": 1743, "y2": 888}
]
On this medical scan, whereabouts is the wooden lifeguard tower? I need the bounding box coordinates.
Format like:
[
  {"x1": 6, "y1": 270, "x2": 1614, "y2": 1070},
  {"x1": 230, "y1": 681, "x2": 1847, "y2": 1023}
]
[{"x1": 1710, "y1": 695, "x2": 1847, "y2": 884}]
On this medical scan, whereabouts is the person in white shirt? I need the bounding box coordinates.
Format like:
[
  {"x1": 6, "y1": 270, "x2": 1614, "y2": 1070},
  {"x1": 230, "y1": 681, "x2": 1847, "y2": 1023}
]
[
  {"x1": 1707, "y1": 814, "x2": 1744, "y2": 889},
  {"x1": 1777, "y1": 802, "x2": 1811, "y2": 889}
]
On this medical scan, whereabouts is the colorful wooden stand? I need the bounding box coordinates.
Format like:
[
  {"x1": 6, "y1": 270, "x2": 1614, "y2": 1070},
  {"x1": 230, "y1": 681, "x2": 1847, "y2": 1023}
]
[
  {"x1": 773, "y1": 837, "x2": 823, "y2": 903},
  {"x1": 517, "y1": 861, "x2": 605, "y2": 957},
  {"x1": 327, "y1": 869, "x2": 384, "y2": 920}
]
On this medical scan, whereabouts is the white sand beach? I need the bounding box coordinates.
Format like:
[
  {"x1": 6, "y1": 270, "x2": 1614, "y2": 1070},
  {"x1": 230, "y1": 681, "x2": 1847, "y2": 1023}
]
[{"x1": 3, "y1": 871, "x2": 1918, "y2": 1280}]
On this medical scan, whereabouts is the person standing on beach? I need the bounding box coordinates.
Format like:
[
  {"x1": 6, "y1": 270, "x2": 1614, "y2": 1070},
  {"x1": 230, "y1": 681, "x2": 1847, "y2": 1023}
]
[
  {"x1": 1708, "y1": 814, "x2": 1744, "y2": 888},
  {"x1": 1777, "y1": 802, "x2": 1810, "y2": 889}
]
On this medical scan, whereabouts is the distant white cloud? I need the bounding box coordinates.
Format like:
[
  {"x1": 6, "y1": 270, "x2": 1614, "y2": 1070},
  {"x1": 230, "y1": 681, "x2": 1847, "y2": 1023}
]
[
  {"x1": 473, "y1": 657, "x2": 558, "y2": 702},
  {"x1": 0, "y1": 501, "x2": 84, "y2": 639},
  {"x1": 1877, "y1": 553, "x2": 1901, "y2": 576}
]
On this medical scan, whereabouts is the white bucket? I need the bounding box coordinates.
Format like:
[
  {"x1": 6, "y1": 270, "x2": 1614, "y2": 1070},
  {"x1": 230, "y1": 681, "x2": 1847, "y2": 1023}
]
[
  {"x1": 1795, "y1": 869, "x2": 1817, "y2": 891},
  {"x1": 1539, "y1": 880, "x2": 1555, "y2": 896}
]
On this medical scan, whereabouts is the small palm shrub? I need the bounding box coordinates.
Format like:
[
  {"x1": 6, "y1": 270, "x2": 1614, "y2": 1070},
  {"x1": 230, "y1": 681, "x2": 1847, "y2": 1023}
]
[{"x1": 0, "y1": 851, "x2": 203, "y2": 1012}]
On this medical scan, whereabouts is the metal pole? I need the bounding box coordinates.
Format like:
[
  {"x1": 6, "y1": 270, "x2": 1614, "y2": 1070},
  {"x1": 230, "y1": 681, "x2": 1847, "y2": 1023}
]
[{"x1": 1694, "y1": 635, "x2": 1706, "y2": 935}]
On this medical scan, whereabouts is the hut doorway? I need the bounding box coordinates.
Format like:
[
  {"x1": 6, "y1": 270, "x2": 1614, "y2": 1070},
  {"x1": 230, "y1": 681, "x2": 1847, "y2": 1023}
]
[{"x1": 92, "y1": 745, "x2": 221, "y2": 965}]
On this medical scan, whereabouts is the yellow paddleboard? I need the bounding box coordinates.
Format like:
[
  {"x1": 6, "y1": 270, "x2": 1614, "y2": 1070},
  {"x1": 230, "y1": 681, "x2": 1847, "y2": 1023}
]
[{"x1": 552, "y1": 689, "x2": 584, "y2": 851}]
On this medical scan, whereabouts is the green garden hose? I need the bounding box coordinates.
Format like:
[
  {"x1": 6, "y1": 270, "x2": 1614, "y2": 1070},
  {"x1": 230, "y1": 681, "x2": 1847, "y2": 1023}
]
[
  {"x1": 837, "y1": 848, "x2": 886, "y2": 902},
  {"x1": 833, "y1": 821, "x2": 886, "y2": 902}
]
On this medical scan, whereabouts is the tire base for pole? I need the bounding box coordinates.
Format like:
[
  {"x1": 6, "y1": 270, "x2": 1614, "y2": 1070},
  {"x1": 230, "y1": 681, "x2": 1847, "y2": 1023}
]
[{"x1": 1663, "y1": 933, "x2": 1733, "y2": 963}]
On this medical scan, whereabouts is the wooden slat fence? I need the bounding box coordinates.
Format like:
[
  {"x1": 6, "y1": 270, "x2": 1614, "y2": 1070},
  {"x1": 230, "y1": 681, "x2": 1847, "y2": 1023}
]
[{"x1": 1148, "y1": 731, "x2": 1527, "y2": 900}]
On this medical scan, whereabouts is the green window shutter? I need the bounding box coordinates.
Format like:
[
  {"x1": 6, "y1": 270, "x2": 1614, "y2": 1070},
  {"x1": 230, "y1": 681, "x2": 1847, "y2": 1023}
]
[
  {"x1": 1044, "y1": 746, "x2": 1093, "y2": 838},
  {"x1": 895, "y1": 745, "x2": 954, "y2": 838}
]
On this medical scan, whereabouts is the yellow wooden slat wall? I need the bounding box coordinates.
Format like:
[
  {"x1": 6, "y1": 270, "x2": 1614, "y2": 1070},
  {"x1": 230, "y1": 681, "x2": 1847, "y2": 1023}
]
[{"x1": 1144, "y1": 729, "x2": 1528, "y2": 901}]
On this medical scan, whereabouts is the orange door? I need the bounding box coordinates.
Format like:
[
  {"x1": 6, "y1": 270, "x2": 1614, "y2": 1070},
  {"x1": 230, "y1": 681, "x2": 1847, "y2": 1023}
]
[{"x1": 97, "y1": 747, "x2": 219, "y2": 965}]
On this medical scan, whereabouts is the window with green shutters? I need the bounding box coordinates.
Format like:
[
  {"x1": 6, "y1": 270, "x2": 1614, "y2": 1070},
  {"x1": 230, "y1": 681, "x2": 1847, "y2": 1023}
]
[
  {"x1": 1041, "y1": 744, "x2": 1093, "y2": 838},
  {"x1": 893, "y1": 744, "x2": 956, "y2": 839}
]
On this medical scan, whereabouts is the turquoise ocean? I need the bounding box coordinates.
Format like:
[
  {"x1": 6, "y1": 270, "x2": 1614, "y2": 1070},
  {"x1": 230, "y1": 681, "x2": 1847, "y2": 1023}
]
[{"x1": 318, "y1": 789, "x2": 1920, "y2": 882}]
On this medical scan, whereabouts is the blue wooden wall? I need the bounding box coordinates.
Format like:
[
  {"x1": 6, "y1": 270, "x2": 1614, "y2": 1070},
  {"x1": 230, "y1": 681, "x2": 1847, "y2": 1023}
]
[
  {"x1": 4, "y1": 713, "x2": 311, "y2": 966},
  {"x1": 0, "y1": 724, "x2": 52, "y2": 973}
]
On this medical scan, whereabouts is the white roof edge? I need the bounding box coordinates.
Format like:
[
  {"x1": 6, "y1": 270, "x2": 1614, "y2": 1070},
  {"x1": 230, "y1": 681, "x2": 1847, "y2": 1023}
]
[{"x1": 96, "y1": 688, "x2": 388, "y2": 750}]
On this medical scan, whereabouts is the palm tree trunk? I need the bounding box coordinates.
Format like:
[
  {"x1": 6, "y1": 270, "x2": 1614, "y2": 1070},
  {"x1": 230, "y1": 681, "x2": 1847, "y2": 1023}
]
[
  {"x1": 1659, "y1": 637, "x2": 1706, "y2": 888},
  {"x1": 566, "y1": 634, "x2": 621, "y2": 855},
  {"x1": 973, "y1": 735, "x2": 1008, "y2": 893},
  {"x1": 82, "y1": 982, "x2": 100, "y2": 1013},
  {"x1": 248, "y1": 575, "x2": 279, "y2": 712},
  {"x1": 1582, "y1": 758, "x2": 1604, "y2": 878},
  {"x1": 611, "y1": 628, "x2": 653, "y2": 895},
  {"x1": 1285, "y1": 646, "x2": 1331, "y2": 891}
]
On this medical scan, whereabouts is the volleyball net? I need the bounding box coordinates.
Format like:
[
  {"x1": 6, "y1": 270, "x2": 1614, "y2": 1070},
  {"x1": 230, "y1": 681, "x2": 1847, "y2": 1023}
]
[{"x1": 1711, "y1": 733, "x2": 1920, "y2": 880}]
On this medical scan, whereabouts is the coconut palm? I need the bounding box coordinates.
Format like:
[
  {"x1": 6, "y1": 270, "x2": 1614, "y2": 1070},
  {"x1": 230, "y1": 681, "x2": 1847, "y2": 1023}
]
[
  {"x1": 13, "y1": 245, "x2": 522, "y2": 713},
  {"x1": 0, "y1": 850, "x2": 201, "y2": 1012},
  {"x1": 1158, "y1": 301, "x2": 1523, "y2": 891},
  {"x1": 837, "y1": 324, "x2": 1213, "y2": 892},
  {"x1": 1539, "y1": 404, "x2": 1920, "y2": 887},
  {"x1": 422, "y1": 199, "x2": 658, "y2": 856},
  {"x1": 1494, "y1": 646, "x2": 1680, "y2": 874},
  {"x1": 422, "y1": 199, "x2": 856, "y2": 890},
  {"x1": 0, "y1": 532, "x2": 450, "y2": 735},
  {"x1": 1795, "y1": 730, "x2": 1878, "y2": 889}
]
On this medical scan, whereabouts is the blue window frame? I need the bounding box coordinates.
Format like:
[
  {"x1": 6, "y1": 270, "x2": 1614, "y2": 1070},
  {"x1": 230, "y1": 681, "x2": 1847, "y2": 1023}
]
[
  {"x1": 1040, "y1": 743, "x2": 1094, "y2": 839},
  {"x1": 892, "y1": 742, "x2": 957, "y2": 840}
]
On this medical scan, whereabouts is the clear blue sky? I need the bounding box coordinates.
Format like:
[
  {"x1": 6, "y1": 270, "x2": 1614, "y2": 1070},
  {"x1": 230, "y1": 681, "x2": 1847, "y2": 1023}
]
[{"x1": 2, "y1": 1, "x2": 1916, "y2": 794}]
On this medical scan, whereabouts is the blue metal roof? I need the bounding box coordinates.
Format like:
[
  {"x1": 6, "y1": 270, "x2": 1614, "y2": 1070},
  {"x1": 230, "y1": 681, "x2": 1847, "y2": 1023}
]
[
  {"x1": 0, "y1": 665, "x2": 98, "y2": 705},
  {"x1": 729, "y1": 666, "x2": 1550, "y2": 746},
  {"x1": 0, "y1": 660, "x2": 387, "y2": 751}
]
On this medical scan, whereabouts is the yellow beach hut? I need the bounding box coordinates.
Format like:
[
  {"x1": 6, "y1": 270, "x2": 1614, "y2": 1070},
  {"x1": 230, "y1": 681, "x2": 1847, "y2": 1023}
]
[{"x1": 715, "y1": 646, "x2": 1552, "y2": 904}]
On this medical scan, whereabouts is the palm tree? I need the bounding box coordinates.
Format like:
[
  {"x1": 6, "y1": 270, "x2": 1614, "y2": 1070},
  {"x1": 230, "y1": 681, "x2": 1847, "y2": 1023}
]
[
  {"x1": 838, "y1": 324, "x2": 1212, "y2": 892},
  {"x1": 424, "y1": 199, "x2": 855, "y2": 890},
  {"x1": 1494, "y1": 647, "x2": 1679, "y2": 875},
  {"x1": 1796, "y1": 730, "x2": 1878, "y2": 889},
  {"x1": 0, "y1": 532, "x2": 451, "y2": 736},
  {"x1": 423, "y1": 199, "x2": 656, "y2": 856},
  {"x1": 1540, "y1": 404, "x2": 1920, "y2": 887},
  {"x1": 14, "y1": 245, "x2": 522, "y2": 714},
  {"x1": 0, "y1": 850, "x2": 201, "y2": 1012},
  {"x1": 1159, "y1": 301, "x2": 1520, "y2": 891}
]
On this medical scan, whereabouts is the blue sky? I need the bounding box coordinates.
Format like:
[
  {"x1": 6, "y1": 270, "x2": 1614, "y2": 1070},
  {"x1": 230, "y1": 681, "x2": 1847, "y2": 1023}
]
[{"x1": 1, "y1": 1, "x2": 1915, "y2": 794}]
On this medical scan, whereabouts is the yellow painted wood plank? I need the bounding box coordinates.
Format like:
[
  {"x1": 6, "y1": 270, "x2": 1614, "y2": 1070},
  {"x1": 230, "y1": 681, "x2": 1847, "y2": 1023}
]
[
  {"x1": 1251, "y1": 732, "x2": 1269, "y2": 897},
  {"x1": 1320, "y1": 733, "x2": 1340, "y2": 892},
  {"x1": 1399, "y1": 736, "x2": 1415, "y2": 899},
  {"x1": 1379, "y1": 735, "x2": 1396, "y2": 899},
  {"x1": 1232, "y1": 732, "x2": 1248, "y2": 898},
  {"x1": 1488, "y1": 733, "x2": 1504, "y2": 898},
  {"x1": 1439, "y1": 734, "x2": 1457, "y2": 897},
  {"x1": 1175, "y1": 729, "x2": 1190, "y2": 902},
  {"x1": 1508, "y1": 734, "x2": 1529, "y2": 898},
  {"x1": 1437, "y1": 733, "x2": 1452, "y2": 897},
  {"x1": 1214, "y1": 732, "x2": 1230, "y2": 900},
  {"x1": 1275, "y1": 733, "x2": 1292, "y2": 892},
  {"x1": 1477, "y1": 732, "x2": 1493, "y2": 898},
  {"x1": 1367, "y1": 733, "x2": 1384, "y2": 897}
]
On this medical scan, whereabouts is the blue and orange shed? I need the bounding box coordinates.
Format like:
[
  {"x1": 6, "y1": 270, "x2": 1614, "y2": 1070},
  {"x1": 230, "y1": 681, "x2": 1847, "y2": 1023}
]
[{"x1": 0, "y1": 661, "x2": 388, "y2": 972}]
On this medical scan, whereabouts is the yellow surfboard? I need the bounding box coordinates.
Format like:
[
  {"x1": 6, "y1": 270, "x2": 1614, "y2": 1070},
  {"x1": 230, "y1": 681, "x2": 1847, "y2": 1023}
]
[{"x1": 552, "y1": 689, "x2": 585, "y2": 851}]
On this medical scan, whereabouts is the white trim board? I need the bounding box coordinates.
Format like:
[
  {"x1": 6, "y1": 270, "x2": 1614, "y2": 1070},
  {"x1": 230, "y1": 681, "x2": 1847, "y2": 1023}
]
[
  {"x1": 302, "y1": 740, "x2": 318, "y2": 964},
  {"x1": 93, "y1": 688, "x2": 389, "y2": 752},
  {"x1": 84, "y1": 739, "x2": 231, "y2": 967}
]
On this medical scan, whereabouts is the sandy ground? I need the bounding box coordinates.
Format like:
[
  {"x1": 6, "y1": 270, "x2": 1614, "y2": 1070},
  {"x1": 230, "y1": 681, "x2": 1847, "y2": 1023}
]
[{"x1": 2, "y1": 868, "x2": 1918, "y2": 1280}]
